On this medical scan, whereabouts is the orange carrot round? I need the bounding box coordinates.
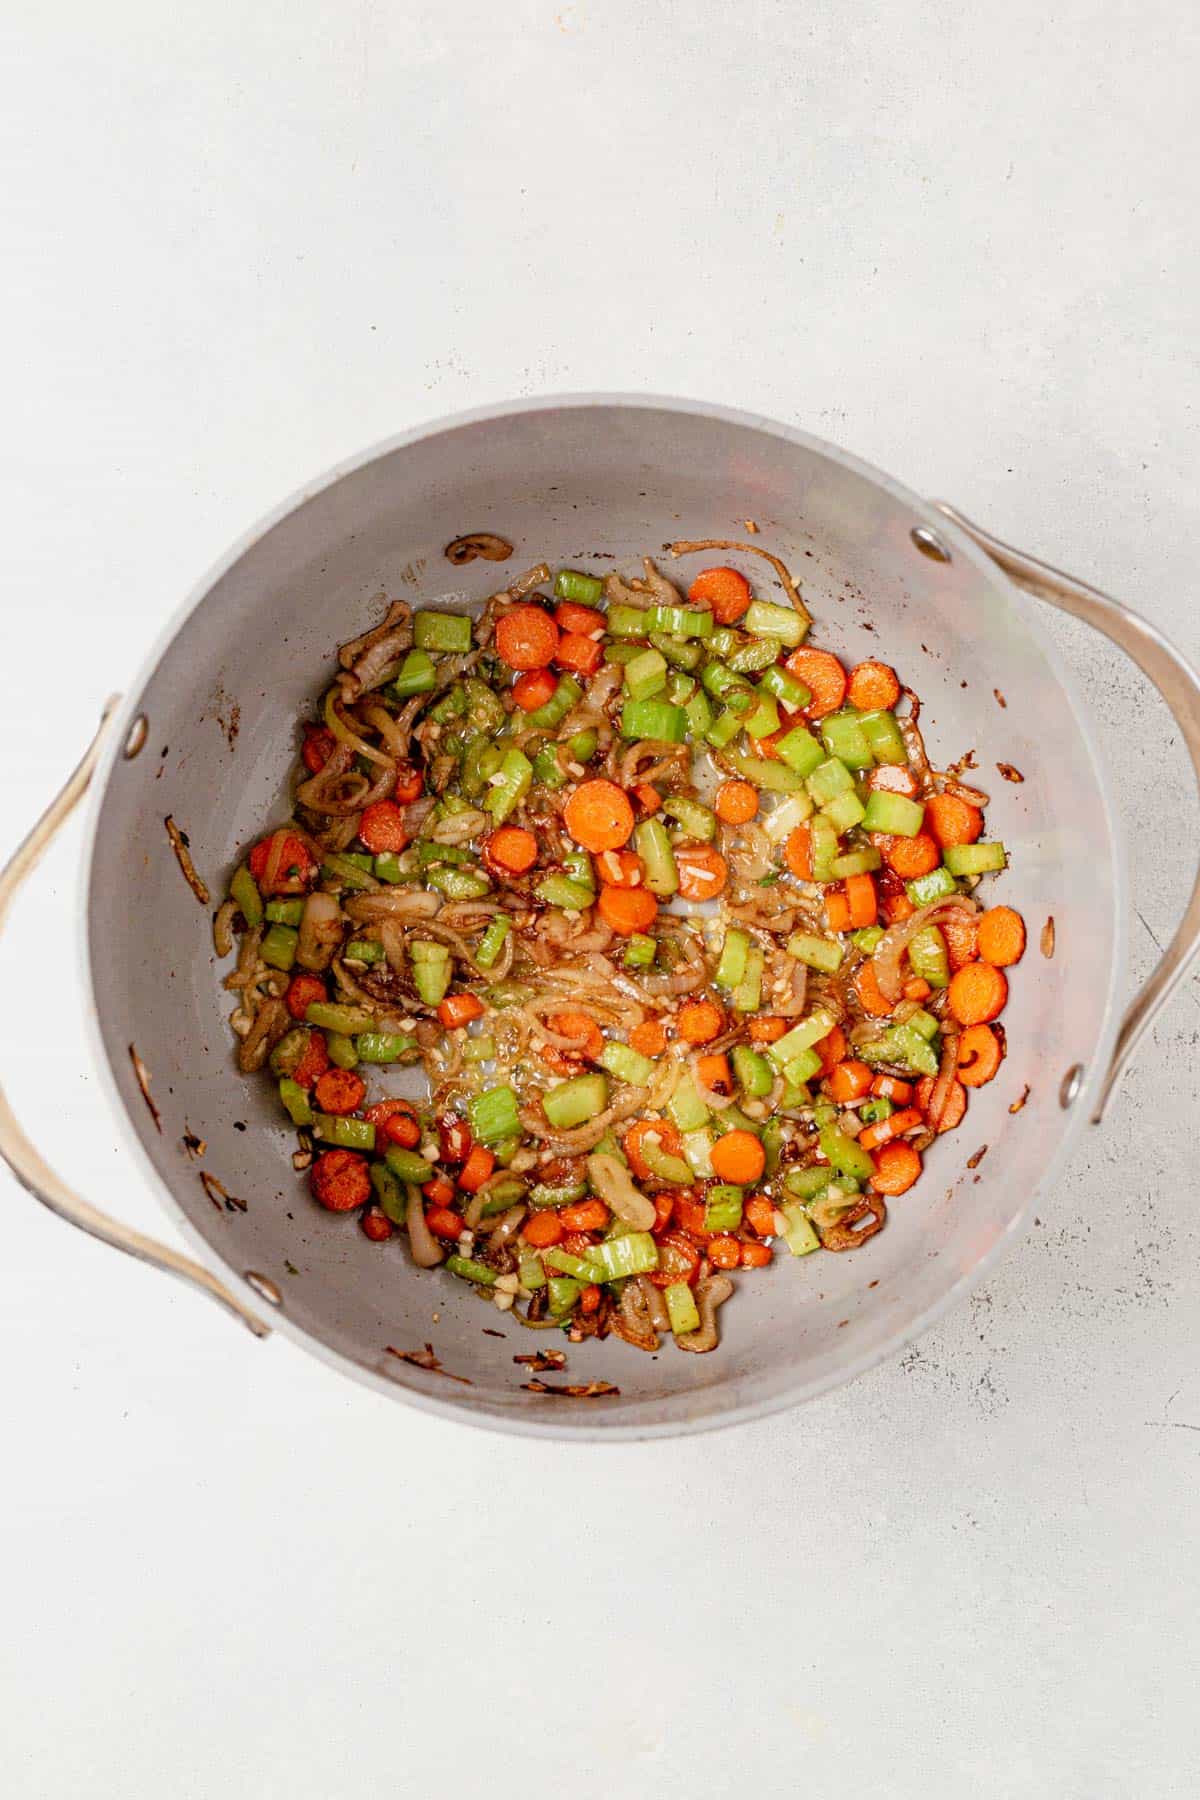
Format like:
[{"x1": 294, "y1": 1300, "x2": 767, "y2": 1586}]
[
  {"x1": 512, "y1": 668, "x2": 559, "y2": 712},
  {"x1": 675, "y1": 844, "x2": 728, "y2": 900},
  {"x1": 827, "y1": 1059, "x2": 872, "y2": 1102},
  {"x1": 564, "y1": 778, "x2": 635, "y2": 852},
  {"x1": 522, "y1": 1210, "x2": 564, "y2": 1249},
  {"x1": 494, "y1": 604, "x2": 559, "y2": 670},
  {"x1": 858, "y1": 1105, "x2": 922, "y2": 1152},
  {"x1": 743, "y1": 1194, "x2": 777, "y2": 1237},
  {"x1": 748, "y1": 1015, "x2": 788, "y2": 1044},
  {"x1": 783, "y1": 647, "x2": 847, "y2": 717},
  {"x1": 902, "y1": 977, "x2": 932, "y2": 1002},
  {"x1": 870, "y1": 1141, "x2": 922, "y2": 1195},
  {"x1": 310, "y1": 1149, "x2": 371, "y2": 1212},
  {"x1": 940, "y1": 908, "x2": 979, "y2": 970},
  {"x1": 947, "y1": 961, "x2": 1008, "y2": 1026},
  {"x1": 714, "y1": 779, "x2": 759, "y2": 825},
  {"x1": 707, "y1": 1235, "x2": 742, "y2": 1270},
  {"x1": 425, "y1": 1205, "x2": 465, "y2": 1238},
  {"x1": 977, "y1": 906, "x2": 1026, "y2": 967},
  {"x1": 816, "y1": 1023, "x2": 848, "y2": 1077},
  {"x1": 358, "y1": 799, "x2": 410, "y2": 854},
  {"x1": 740, "y1": 1240, "x2": 773, "y2": 1269},
  {"x1": 484, "y1": 826, "x2": 539, "y2": 874},
  {"x1": 784, "y1": 823, "x2": 814, "y2": 880},
  {"x1": 956, "y1": 1022, "x2": 1004, "y2": 1086},
  {"x1": 559, "y1": 1198, "x2": 610, "y2": 1233},
  {"x1": 688, "y1": 566, "x2": 752, "y2": 624},
  {"x1": 677, "y1": 999, "x2": 726, "y2": 1045},
  {"x1": 854, "y1": 960, "x2": 895, "y2": 1019},
  {"x1": 709, "y1": 1130, "x2": 766, "y2": 1185},
  {"x1": 554, "y1": 601, "x2": 606, "y2": 636},
  {"x1": 879, "y1": 832, "x2": 940, "y2": 879},
  {"x1": 916, "y1": 1075, "x2": 967, "y2": 1132},
  {"x1": 555, "y1": 632, "x2": 603, "y2": 676},
  {"x1": 597, "y1": 884, "x2": 657, "y2": 935},
  {"x1": 313, "y1": 1068, "x2": 366, "y2": 1116},
  {"x1": 847, "y1": 660, "x2": 901, "y2": 711},
  {"x1": 695, "y1": 1052, "x2": 733, "y2": 1096},
  {"x1": 629, "y1": 1017, "x2": 667, "y2": 1058},
  {"x1": 457, "y1": 1145, "x2": 496, "y2": 1193},
  {"x1": 925, "y1": 792, "x2": 983, "y2": 849}
]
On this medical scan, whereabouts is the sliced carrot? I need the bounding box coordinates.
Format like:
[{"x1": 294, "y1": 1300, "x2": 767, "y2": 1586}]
[
  {"x1": 677, "y1": 999, "x2": 726, "y2": 1045},
  {"x1": 925, "y1": 792, "x2": 983, "y2": 849},
  {"x1": 358, "y1": 799, "x2": 411, "y2": 854},
  {"x1": 522, "y1": 1211, "x2": 564, "y2": 1248},
  {"x1": 438, "y1": 992, "x2": 485, "y2": 1029},
  {"x1": 555, "y1": 631, "x2": 603, "y2": 676},
  {"x1": 381, "y1": 1112, "x2": 421, "y2": 1150},
  {"x1": 902, "y1": 977, "x2": 932, "y2": 1002},
  {"x1": 878, "y1": 832, "x2": 940, "y2": 879},
  {"x1": 872, "y1": 1075, "x2": 914, "y2": 1104},
  {"x1": 393, "y1": 765, "x2": 424, "y2": 804},
  {"x1": 783, "y1": 647, "x2": 847, "y2": 717},
  {"x1": 977, "y1": 906, "x2": 1026, "y2": 967},
  {"x1": 854, "y1": 960, "x2": 895, "y2": 1019},
  {"x1": 363, "y1": 1096, "x2": 417, "y2": 1125},
  {"x1": 597, "y1": 884, "x2": 658, "y2": 935},
  {"x1": 748, "y1": 1016, "x2": 788, "y2": 1044},
  {"x1": 634, "y1": 783, "x2": 662, "y2": 815},
  {"x1": 425, "y1": 1205, "x2": 465, "y2": 1238},
  {"x1": 957, "y1": 1022, "x2": 1003, "y2": 1086},
  {"x1": 310, "y1": 1149, "x2": 371, "y2": 1212},
  {"x1": 707, "y1": 1235, "x2": 742, "y2": 1270},
  {"x1": 947, "y1": 962, "x2": 1008, "y2": 1026},
  {"x1": 249, "y1": 830, "x2": 316, "y2": 895},
  {"x1": 544, "y1": 1012, "x2": 604, "y2": 1064},
  {"x1": 816, "y1": 1023, "x2": 848, "y2": 1078},
  {"x1": 784, "y1": 823, "x2": 814, "y2": 881},
  {"x1": 743, "y1": 1194, "x2": 778, "y2": 1237},
  {"x1": 313, "y1": 1068, "x2": 366, "y2": 1116},
  {"x1": 579, "y1": 1282, "x2": 602, "y2": 1316},
  {"x1": 688, "y1": 565, "x2": 752, "y2": 624},
  {"x1": 623, "y1": 1118, "x2": 684, "y2": 1182},
  {"x1": 653, "y1": 1191, "x2": 675, "y2": 1232},
  {"x1": 916, "y1": 1075, "x2": 967, "y2": 1132},
  {"x1": 868, "y1": 764, "x2": 920, "y2": 798},
  {"x1": 512, "y1": 668, "x2": 558, "y2": 713},
  {"x1": 285, "y1": 972, "x2": 327, "y2": 1021},
  {"x1": 710, "y1": 1130, "x2": 766, "y2": 1185},
  {"x1": 595, "y1": 849, "x2": 643, "y2": 888},
  {"x1": 845, "y1": 871, "x2": 878, "y2": 929},
  {"x1": 877, "y1": 864, "x2": 915, "y2": 924},
  {"x1": 291, "y1": 1030, "x2": 330, "y2": 1090},
  {"x1": 824, "y1": 888, "x2": 853, "y2": 933},
  {"x1": 714, "y1": 779, "x2": 759, "y2": 825},
  {"x1": 740, "y1": 1240, "x2": 773, "y2": 1269},
  {"x1": 827, "y1": 1059, "x2": 872, "y2": 1102},
  {"x1": 858, "y1": 1106, "x2": 922, "y2": 1152},
  {"x1": 361, "y1": 1207, "x2": 393, "y2": 1242},
  {"x1": 494, "y1": 604, "x2": 559, "y2": 671},
  {"x1": 560, "y1": 1198, "x2": 610, "y2": 1232},
  {"x1": 484, "y1": 825, "x2": 539, "y2": 875},
  {"x1": 554, "y1": 601, "x2": 606, "y2": 636},
  {"x1": 846, "y1": 660, "x2": 901, "y2": 711},
  {"x1": 870, "y1": 1141, "x2": 922, "y2": 1196},
  {"x1": 422, "y1": 1174, "x2": 456, "y2": 1208},
  {"x1": 564, "y1": 778, "x2": 635, "y2": 852},
  {"x1": 457, "y1": 1145, "x2": 496, "y2": 1193},
  {"x1": 695, "y1": 1052, "x2": 733, "y2": 1096},
  {"x1": 674, "y1": 844, "x2": 728, "y2": 901},
  {"x1": 940, "y1": 908, "x2": 979, "y2": 970},
  {"x1": 629, "y1": 1018, "x2": 667, "y2": 1058}
]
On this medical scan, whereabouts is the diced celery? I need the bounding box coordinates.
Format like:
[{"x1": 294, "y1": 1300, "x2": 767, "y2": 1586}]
[
  {"x1": 705, "y1": 708, "x2": 745, "y2": 750},
  {"x1": 410, "y1": 943, "x2": 452, "y2": 1006},
  {"x1": 760, "y1": 664, "x2": 812, "y2": 710},
  {"x1": 528, "y1": 1177, "x2": 588, "y2": 1208},
  {"x1": 762, "y1": 1117, "x2": 785, "y2": 1176},
  {"x1": 767, "y1": 1007, "x2": 838, "y2": 1068},
  {"x1": 665, "y1": 1281, "x2": 702, "y2": 1336},
  {"x1": 785, "y1": 1166, "x2": 840, "y2": 1199},
  {"x1": 640, "y1": 1140, "x2": 694, "y2": 1185},
  {"x1": 851, "y1": 925, "x2": 885, "y2": 954},
  {"x1": 723, "y1": 749, "x2": 807, "y2": 792},
  {"x1": 727, "y1": 637, "x2": 780, "y2": 674},
  {"x1": 468, "y1": 1085, "x2": 522, "y2": 1145},
  {"x1": 732, "y1": 1044, "x2": 773, "y2": 1098},
  {"x1": 605, "y1": 641, "x2": 645, "y2": 666},
  {"x1": 475, "y1": 916, "x2": 511, "y2": 969},
  {"x1": 830, "y1": 845, "x2": 882, "y2": 878},
  {"x1": 743, "y1": 599, "x2": 807, "y2": 646},
  {"x1": 278, "y1": 1077, "x2": 313, "y2": 1127},
  {"x1": 620, "y1": 698, "x2": 687, "y2": 742},
  {"x1": 783, "y1": 1047, "x2": 823, "y2": 1086},
  {"x1": 527, "y1": 676, "x2": 583, "y2": 731},
  {"x1": 370, "y1": 1162, "x2": 406, "y2": 1224},
  {"x1": 649, "y1": 636, "x2": 706, "y2": 673},
  {"x1": 858, "y1": 709, "x2": 907, "y2": 764},
  {"x1": 780, "y1": 1202, "x2": 821, "y2": 1256},
  {"x1": 820, "y1": 710, "x2": 875, "y2": 770},
  {"x1": 390, "y1": 649, "x2": 438, "y2": 697},
  {"x1": 535, "y1": 874, "x2": 594, "y2": 911},
  {"x1": 585, "y1": 1231, "x2": 659, "y2": 1282},
  {"x1": 484, "y1": 748, "x2": 533, "y2": 824},
  {"x1": 313, "y1": 1114, "x2": 376, "y2": 1152},
  {"x1": 907, "y1": 1008, "x2": 940, "y2": 1040},
  {"x1": 518, "y1": 1248, "x2": 548, "y2": 1290},
  {"x1": 666, "y1": 670, "x2": 697, "y2": 705},
  {"x1": 542, "y1": 1072, "x2": 609, "y2": 1130},
  {"x1": 743, "y1": 694, "x2": 781, "y2": 740},
  {"x1": 668, "y1": 1071, "x2": 710, "y2": 1133},
  {"x1": 600, "y1": 1041, "x2": 657, "y2": 1087},
  {"x1": 547, "y1": 1275, "x2": 582, "y2": 1314},
  {"x1": 463, "y1": 1033, "x2": 495, "y2": 1063},
  {"x1": 356, "y1": 1032, "x2": 418, "y2": 1063},
  {"x1": 634, "y1": 819, "x2": 678, "y2": 896},
  {"x1": 229, "y1": 863, "x2": 263, "y2": 929},
  {"x1": 787, "y1": 931, "x2": 844, "y2": 973},
  {"x1": 907, "y1": 924, "x2": 950, "y2": 988},
  {"x1": 385, "y1": 1145, "x2": 436, "y2": 1182},
  {"x1": 414, "y1": 610, "x2": 472, "y2": 653},
  {"x1": 305, "y1": 1001, "x2": 376, "y2": 1034},
  {"x1": 554, "y1": 568, "x2": 604, "y2": 605},
  {"x1": 905, "y1": 867, "x2": 959, "y2": 906},
  {"x1": 861, "y1": 791, "x2": 925, "y2": 837},
  {"x1": 700, "y1": 661, "x2": 755, "y2": 708},
  {"x1": 763, "y1": 790, "x2": 815, "y2": 841},
  {"x1": 326, "y1": 1033, "x2": 358, "y2": 1070},
  {"x1": 943, "y1": 842, "x2": 1008, "y2": 876},
  {"x1": 680, "y1": 1127, "x2": 715, "y2": 1178},
  {"x1": 684, "y1": 687, "x2": 715, "y2": 739},
  {"x1": 809, "y1": 814, "x2": 840, "y2": 882},
  {"x1": 733, "y1": 944, "x2": 764, "y2": 1013},
  {"x1": 568, "y1": 727, "x2": 598, "y2": 762},
  {"x1": 445, "y1": 1254, "x2": 498, "y2": 1287},
  {"x1": 780, "y1": 1078, "x2": 813, "y2": 1109},
  {"x1": 530, "y1": 746, "x2": 567, "y2": 790},
  {"x1": 645, "y1": 603, "x2": 713, "y2": 638},
  {"x1": 265, "y1": 897, "x2": 304, "y2": 925},
  {"x1": 818, "y1": 1123, "x2": 875, "y2": 1182},
  {"x1": 714, "y1": 926, "x2": 750, "y2": 989},
  {"x1": 663, "y1": 796, "x2": 716, "y2": 841},
  {"x1": 607, "y1": 604, "x2": 650, "y2": 638},
  {"x1": 822, "y1": 790, "x2": 867, "y2": 833},
  {"x1": 859, "y1": 1095, "x2": 894, "y2": 1125},
  {"x1": 709, "y1": 629, "x2": 739, "y2": 659},
  {"x1": 260, "y1": 923, "x2": 298, "y2": 971},
  {"x1": 806, "y1": 757, "x2": 854, "y2": 805},
  {"x1": 624, "y1": 647, "x2": 669, "y2": 702},
  {"x1": 623, "y1": 932, "x2": 656, "y2": 969},
  {"x1": 772, "y1": 724, "x2": 825, "y2": 779}
]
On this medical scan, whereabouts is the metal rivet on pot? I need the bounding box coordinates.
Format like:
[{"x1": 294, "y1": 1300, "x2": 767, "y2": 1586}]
[
  {"x1": 122, "y1": 713, "x2": 149, "y2": 759},
  {"x1": 244, "y1": 1271, "x2": 283, "y2": 1307},
  {"x1": 911, "y1": 525, "x2": 952, "y2": 563},
  {"x1": 1059, "y1": 1064, "x2": 1084, "y2": 1109}
]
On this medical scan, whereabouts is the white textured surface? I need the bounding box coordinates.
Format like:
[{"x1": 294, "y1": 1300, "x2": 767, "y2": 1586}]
[{"x1": 2, "y1": 5, "x2": 1198, "y2": 1796}]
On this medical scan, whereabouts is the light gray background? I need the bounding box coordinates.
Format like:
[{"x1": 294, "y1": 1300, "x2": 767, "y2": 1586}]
[{"x1": 2, "y1": 4, "x2": 1197, "y2": 1796}]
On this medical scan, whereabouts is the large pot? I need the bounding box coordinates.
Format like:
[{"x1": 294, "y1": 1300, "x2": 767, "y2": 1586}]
[{"x1": 4, "y1": 397, "x2": 1199, "y2": 1438}]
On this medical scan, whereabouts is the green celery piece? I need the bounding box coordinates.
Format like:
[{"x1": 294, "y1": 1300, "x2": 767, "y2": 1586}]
[
  {"x1": 462, "y1": 677, "x2": 506, "y2": 733},
  {"x1": 861, "y1": 790, "x2": 925, "y2": 837},
  {"x1": 806, "y1": 757, "x2": 854, "y2": 805},
  {"x1": 326, "y1": 1033, "x2": 358, "y2": 1070},
  {"x1": 370, "y1": 1162, "x2": 406, "y2": 1225},
  {"x1": 680, "y1": 1127, "x2": 715, "y2": 1178},
  {"x1": 830, "y1": 845, "x2": 882, "y2": 878},
  {"x1": 445, "y1": 1254, "x2": 498, "y2": 1287},
  {"x1": 858, "y1": 709, "x2": 907, "y2": 764},
  {"x1": 780, "y1": 1202, "x2": 821, "y2": 1256},
  {"x1": 260, "y1": 923, "x2": 298, "y2": 971},
  {"x1": 624, "y1": 647, "x2": 669, "y2": 702},
  {"x1": 645, "y1": 603, "x2": 713, "y2": 638},
  {"x1": 907, "y1": 924, "x2": 950, "y2": 988},
  {"x1": 269, "y1": 1028, "x2": 310, "y2": 1077},
  {"x1": 905, "y1": 867, "x2": 959, "y2": 906},
  {"x1": 623, "y1": 932, "x2": 656, "y2": 969},
  {"x1": 714, "y1": 926, "x2": 749, "y2": 989},
  {"x1": 665, "y1": 1282, "x2": 702, "y2": 1336},
  {"x1": 787, "y1": 931, "x2": 844, "y2": 973},
  {"x1": 667, "y1": 1071, "x2": 710, "y2": 1133},
  {"x1": 305, "y1": 1001, "x2": 376, "y2": 1034},
  {"x1": 475, "y1": 915, "x2": 511, "y2": 969},
  {"x1": 708, "y1": 628, "x2": 739, "y2": 659},
  {"x1": 585, "y1": 1231, "x2": 659, "y2": 1282},
  {"x1": 774, "y1": 725, "x2": 825, "y2": 778},
  {"x1": 784, "y1": 1165, "x2": 839, "y2": 1200},
  {"x1": 727, "y1": 637, "x2": 780, "y2": 674},
  {"x1": 907, "y1": 1008, "x2": 939, "y2": 1040},
  {"x1": 943, "y1": 842, "x2": 1008, "y2": 876},
  {"x1": 372, "y1": 851, "x2": 411, "y2": 884},
  {"x1": 355, "y1": 1032, "x2": 418, "y2": 1063},
  {"x1": 818, "y1": 1123, "x2": 875, "y2": 1182},
  {"x1": 634, "y1": 819, "x2": 678, "y2": 896},
  {"x1": 859, "y1": 1095, "x2": 894, "y2": 1125},
  {"x1": 542, "y1": 1072, "x2": 609, "y2": 1130},
  {"x1": 462, "y1": 1033, "x2": 496, "y2": 1063},
  {"x1": 278, "y1": 1077, "x2": 313, "y2": 1128},
  {"x1": 528, "y1": 1176, "x2": 588, "y2": 1208},
  {"x1": 484, "y1": 748, "x2": 533, "y2": 823},
  {"x1": 410, "y1": 943, "x2": 452, "y2": 1006},
  {"x1": 809, "y1": 815, "x2": 840, "y2": 882},
  {"x1": 640, "y1": 1140, "x2": 695, "y2": 1184},
  {"x1": 413, "y1": 610, "x2": 472, "y2": 653},
  {"x1": 599, "y1": 1041, "x2": 657, "y2": 1087},
  {"x1": 743, "y1": 693, "x2": 781, "y2": 740},
  {"x1": 743, "y1": 599, "x2": 806, "y2": 645},
  {"x1": 535, "y1": 874, "x2": 594, "y2": 911},
  {"x1": 879, "y1": 1024, "x2": 939, "y2": 1077},
  {"x1": 762, "y1": 789, "x2": 815, "y2": 841},
  {"x1": 723, "y1": 749, "x2": 806, "y2": 792},
  {"x1": 822, "y1": 789, "x2": 867, "y2": 833},
  {"x1": 428, "y1": 683, "x2": 466, "y2": 724},
  {"x1": 663, "y1": 796, "x2": 716, "y2": 841},
  {"x1": 700, "y1": 660, "x2": 754, "y2": 707},
  {"x1": 384, "y1": 1145, "x2": 436, "y2": 1184},
  {"x1": 479, "y1": 1174, "x2": 528, "y2": 1215},
  {"x1": 529, "y1": 745, "x2": 565, "y2": 789},
  {"x1": 554, "y1": 568, "x2": 603, "y2": 605},
  {"x1": 783, "y1": 1047, "x2": 822, "y2": 1086},
  {"x1": 649, "y1": 633, "x2": 705, "y2": 672},
  {"x1": 620, "y1": 699, "x2": 687, "y2": 742},
  {"x1": 731, "y1": 1044, "x2": 773, "y2": 1098},
  {"x1": 313, "y1": 1114, "x2": 376, "y2": 1152},
  {"x1": 704, "y1": 708, "x2": 745, "y2": 751},
  {"x1": 518, "y1": 1248, "x2": 548, "y2": 1290},
  {"x1": 684, "y1": 686, "x2": 715, "y2": 738},
  {"x1": 851, "y1": 925, "x2": 885, "y2": 954},
  {"x1": 767, "y1": 1007, "x2": 838, "y2": 1068},
  {"x1": 416, "y1": 841, "x2": 470, "y2": 867},
  {"x1": 547, "y1": 1275, "x2": 582, "y2": 1314},
  {"x1": 704, "y1": 1185, "x2": 745, "y2": 1233},
  {"x1": 562, "y1": 848, "x2": 595, "y2": 894},
  {"x1": 568, "y1": 727, "x2": 599, "y2": 762},
  {"x1": 820, "y1": 710, "x2": 875, "y2": 770},
  {"x1": 229, "y1": 863, "x2": 263, "y2": 929},
  {"x1": 469, "y1": 1085, "x2": 522, "y2": 1145},
  {"x1": 526, "y1": 676, "x2": 583, "y2": 731},
  {"x1": 606, "y1": 604, "x2": 650, "y2": 638},
  {"x1": 760, "y1": 664, "x2": 812, "y2": 710},
  {"x1": 733, "y1": 944, "x2": 764, "y2": 1013},
  {"x1": 425, "y1": 865, "x2": 490, "y2": 900},
  {"x1": 390, "y1": 649, "x2": 438, "y2": 697},
  {"x1": 265, "y1": 897, "x2": 304, "y2": 925},
  {"x1": 762, "y1": 1116, "x2": 785, "y2": 1175}
]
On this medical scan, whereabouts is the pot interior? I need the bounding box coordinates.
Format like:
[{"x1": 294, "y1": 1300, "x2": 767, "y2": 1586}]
[{"x1": 87, "y1": 400, "x2": 1120, "y2": 1433}]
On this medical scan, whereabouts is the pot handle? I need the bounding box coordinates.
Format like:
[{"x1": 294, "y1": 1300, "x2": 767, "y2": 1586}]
[
  {"x1": 931, "y1": 503, "x2": 1200, "y2": 1122},
  {"x1": 0, "y1": 700, "x2": 271, "y2": 1337}
]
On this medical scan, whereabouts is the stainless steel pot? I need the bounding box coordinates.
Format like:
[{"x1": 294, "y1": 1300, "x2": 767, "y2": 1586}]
[{"x1": 4, "y1": 396, "x2": 1199, "y2": 1438}]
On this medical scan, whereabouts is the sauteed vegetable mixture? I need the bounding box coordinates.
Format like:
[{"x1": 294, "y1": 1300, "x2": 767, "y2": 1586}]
[{"x1": 215, "y1": 551, "x2": 1024, "y2": 1355}]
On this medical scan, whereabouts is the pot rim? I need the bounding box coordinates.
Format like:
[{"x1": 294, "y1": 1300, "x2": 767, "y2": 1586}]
[{"x1": 75, "y1": 392, "x2": 1129, "y2": 1440}]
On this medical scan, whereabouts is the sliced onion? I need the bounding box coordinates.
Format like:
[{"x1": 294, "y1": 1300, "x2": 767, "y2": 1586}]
[
  {"x1": 870, "y1": 895, "x2": 979, "y2": 1003},
  {"x1": 405, "y1": 1184, "x2": 443, "y2": 1268},
  {"x1": 924, "y1": 1029, "x2": 961, "y2": 1133},
  {"x1": 296, "y1": 891, "x2": 343, "y2": 971}
]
